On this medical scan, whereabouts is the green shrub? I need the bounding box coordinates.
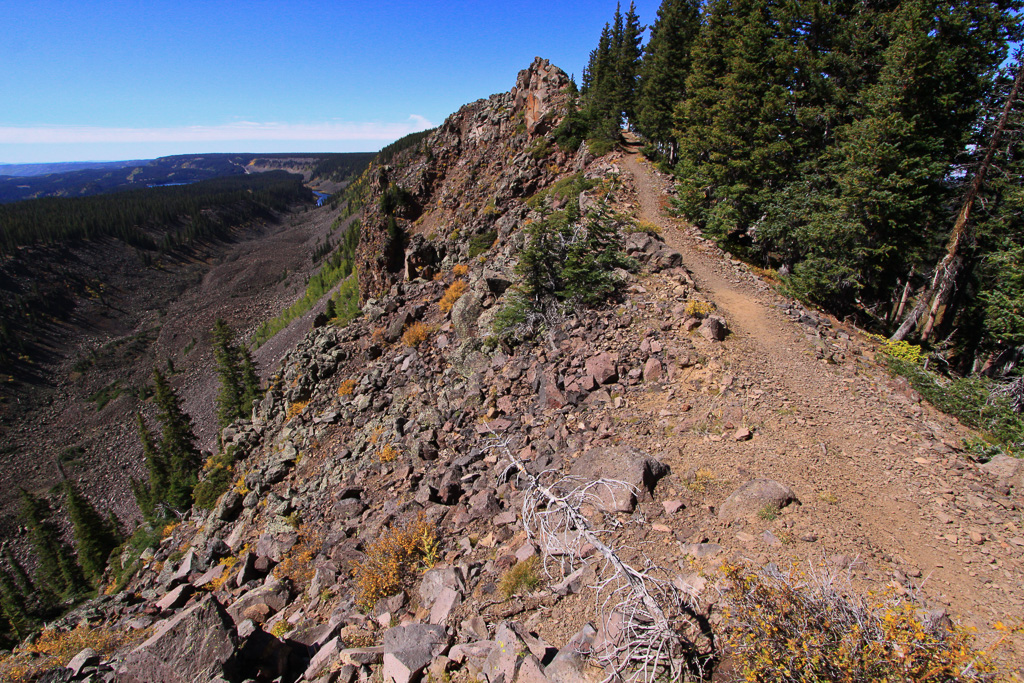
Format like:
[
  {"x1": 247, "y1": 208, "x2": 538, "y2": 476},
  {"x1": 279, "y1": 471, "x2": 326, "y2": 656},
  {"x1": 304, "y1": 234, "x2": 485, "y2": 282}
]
[
  {"x1": 499, "y1": 556, "x2": 540, "y2": 599},
  {"x1": 192, "y1": 446, "x2": 238, "y2": 510},
  {"x1": 527, "y1": 138, "x2": 551, "y2": 160},
  {"x1": 526, "y1": 173, "x2": 596, "y2": 213},
  {"x1": 587, "y1": 137, "x2": 615, "y2": 157},
  {"x1": 887, "y1": 358, "x2": 1024, "y2": 453},
  {"x1": 89, "y1": 382, "x2": 123, "y2": 410},
  {"x1": 468, "y1": 230, "x2": 497, "y2": 258}
]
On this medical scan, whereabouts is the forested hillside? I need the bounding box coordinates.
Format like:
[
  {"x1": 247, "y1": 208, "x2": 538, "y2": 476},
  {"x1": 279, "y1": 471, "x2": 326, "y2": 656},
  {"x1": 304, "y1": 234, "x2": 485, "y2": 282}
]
[
  {"x1": 0, "y1": 152, "x2": 375, "y2": 204},
  {"x1": 573, "y1": 0, "x2": 1023, "y2": 374},
  {"x1": 0, "y1": 172, "x2": 310, "y2": 377}
]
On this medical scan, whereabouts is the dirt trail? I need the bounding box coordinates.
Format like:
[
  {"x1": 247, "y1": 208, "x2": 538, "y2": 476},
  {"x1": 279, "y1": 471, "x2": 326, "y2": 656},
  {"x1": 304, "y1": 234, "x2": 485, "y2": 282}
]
[{"x1": 619, "y1": 145, "x2": 1024, "y2": 667}]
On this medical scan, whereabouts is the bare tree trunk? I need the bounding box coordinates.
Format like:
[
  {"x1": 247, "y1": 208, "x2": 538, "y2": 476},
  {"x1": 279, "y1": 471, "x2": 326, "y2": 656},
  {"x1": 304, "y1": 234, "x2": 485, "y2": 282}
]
[{"x1": 892, "y1": 60, "x2": 1024, "y2": 342}]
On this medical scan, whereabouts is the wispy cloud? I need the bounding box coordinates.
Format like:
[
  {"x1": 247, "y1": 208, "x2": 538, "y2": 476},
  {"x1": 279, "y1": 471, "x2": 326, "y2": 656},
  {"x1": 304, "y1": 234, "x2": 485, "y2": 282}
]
[{"x1": 0, "y1": 116, "x2": 435, "y2": 144}]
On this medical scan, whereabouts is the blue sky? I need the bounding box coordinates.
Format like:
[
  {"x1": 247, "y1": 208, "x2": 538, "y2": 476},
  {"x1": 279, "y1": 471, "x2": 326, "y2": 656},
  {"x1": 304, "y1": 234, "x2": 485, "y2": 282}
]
[{"x1": 1, "y1": 0, "x2": 660, "y2": 163}]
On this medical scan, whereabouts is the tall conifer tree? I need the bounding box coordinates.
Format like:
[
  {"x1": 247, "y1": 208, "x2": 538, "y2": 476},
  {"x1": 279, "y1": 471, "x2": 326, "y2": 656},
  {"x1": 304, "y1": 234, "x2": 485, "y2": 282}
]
[
  {"x1": 636, "y1": 0, "x2": 701, "y2": 162},
  {"x1": 64, "y1": 481, "x2": 119, "y2": 586},
  {"x1": 153, "y1": 368, "x2": 201, "y2": 511},
  {"x1": 18, "y1": 489, "x2": 85, "y2": 600}
]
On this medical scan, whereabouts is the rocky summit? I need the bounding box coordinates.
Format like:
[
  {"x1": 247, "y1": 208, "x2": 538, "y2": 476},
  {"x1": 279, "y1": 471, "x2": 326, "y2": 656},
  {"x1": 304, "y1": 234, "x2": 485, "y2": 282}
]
[{"x1": 7, "y1": 57, "x2": 1024, "y2": 682}]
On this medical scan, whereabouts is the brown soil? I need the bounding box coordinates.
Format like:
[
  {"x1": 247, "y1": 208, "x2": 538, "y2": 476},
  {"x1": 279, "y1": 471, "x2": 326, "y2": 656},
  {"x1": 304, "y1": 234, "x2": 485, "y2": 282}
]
[{"x1": 611, "y1": 142, "x2": 1024, "y2": 668}]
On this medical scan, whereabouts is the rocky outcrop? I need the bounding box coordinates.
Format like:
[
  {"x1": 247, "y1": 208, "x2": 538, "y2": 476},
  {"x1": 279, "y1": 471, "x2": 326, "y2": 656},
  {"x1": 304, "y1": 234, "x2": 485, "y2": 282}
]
[
  {"x1": 513, "y1": 57, "x2": 572, "y2": 136},
  {"x1": 356, "y1": 57, "x2": 575, "y2": 302}
]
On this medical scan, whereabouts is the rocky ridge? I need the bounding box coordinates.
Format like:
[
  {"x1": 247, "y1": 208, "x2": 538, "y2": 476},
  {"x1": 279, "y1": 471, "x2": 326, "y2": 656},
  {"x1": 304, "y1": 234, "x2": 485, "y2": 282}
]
[{"x1": 14, "y1": 58, "x2": 1024, "y2": 682}]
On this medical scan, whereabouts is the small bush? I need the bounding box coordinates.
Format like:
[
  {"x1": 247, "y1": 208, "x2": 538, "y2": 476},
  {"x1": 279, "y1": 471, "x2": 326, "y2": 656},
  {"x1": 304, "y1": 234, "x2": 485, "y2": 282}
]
[
  {"x1": 685, "y1": 300, "x2": 716, "y2": 319},
  {"x1": 439, "y1": 279, "x2": 468, "y2": 313},
  {"x1": 352, "y1": 513, "x2": 440, "y2": 610},
  {"x1": 402, "y1": 322, "x2": 431, "y2": 348},
  {"x1": 378, "y1": 443, "x2": 400, "y2": 463},
  {"x1": 274, "y1": 531, "x2": 320, "y2": 591},
  {"x1": 286, "y1": 400, "x2": 309, "y2": 420},
  {"x1": 338, "y1": 378, "x2": 357, "y2": 396},
  {"x1": 499, "y1": 556, "x2": 540, "y2": 599},
  {"x1": 208, "y1": 556, "x2": 238, "y2": 591},
  {"x1": 722, "y1": 563, "x2": 996, "y2": 682},
  {"x1": 89, "y1": 381, "x2": 123, "y2": 410},
  {"x1": 628, "y1": 219, "x2": 662, "y2": 236},
  {"x1": 587, "y1": 137, "x2": 615, "y2": 157},
  {"x1": 468, "y1": 231, "x2": 498, "y2": 258},
  {"x1": 193, "y1": 445, "x2": 238, "y2": 510},
  {"x1": 870, "y1": 334, "x2": 923, "y2": 364},
  {"x1": 270, "y1": 620, "x2": 290, "y2": 638},
  {"x1": 684, "y1": 467, "x2": 715, "y2": 494},
  {"x1": 452, "y1": 264, "x2": 469, "y2": 277}
]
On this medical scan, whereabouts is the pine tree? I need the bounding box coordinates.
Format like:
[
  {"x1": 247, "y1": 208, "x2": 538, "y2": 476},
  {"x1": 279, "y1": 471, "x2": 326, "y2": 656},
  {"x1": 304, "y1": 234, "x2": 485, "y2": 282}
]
[
  {"x1": 212, "y1": 319, "x2": 261, "y2": 427},
  {"x1": 617, "y1": 2, "x2": 643, "y2": 129},
  {"x1": 1, "y1": 548, "x2": 35, "y2": 599},
  {"x1": 239, "y1": 346, "x2": 260, "y2": 419},
  {"x1": 675, "y1": 0, "x2": 796, "y2": 233},
  {"x1": 0, "y1": 566, "x2": 30, "y2": 641},
  {"x1": 133, "y1": 411, "x2": 166, "y2": 518},
  {"x1": 212, "y1": 319, "x2": 243, "y2": 428},
  {"x1": 151, "y1": 368, "x2": 201, "y2": 512},
  {"x1": 64, "y1": 481, "x2": 119, "y2": 586},
  {"x1": 18, "y1": 489, "x2": 85, "y2": 600},
  {"x1": 636, "y1": 0, "x2": 701, "y2": 162}
]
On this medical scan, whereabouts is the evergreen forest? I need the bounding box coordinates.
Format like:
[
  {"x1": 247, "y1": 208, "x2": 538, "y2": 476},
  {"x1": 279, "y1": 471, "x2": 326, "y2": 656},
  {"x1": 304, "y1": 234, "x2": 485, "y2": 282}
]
[
  {"x1": 574, "y1": 0, "x2": 1024, "y2": 374},
  {"x1": 0, "y1": 170, "x2": 311, "y2": 256}
]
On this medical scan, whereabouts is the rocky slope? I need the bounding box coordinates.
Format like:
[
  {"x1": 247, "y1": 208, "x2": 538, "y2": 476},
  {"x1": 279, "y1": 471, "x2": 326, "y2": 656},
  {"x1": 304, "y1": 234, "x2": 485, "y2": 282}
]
[{"x1": 8, "y1": 58, "x2": 1023, "y2": 683}]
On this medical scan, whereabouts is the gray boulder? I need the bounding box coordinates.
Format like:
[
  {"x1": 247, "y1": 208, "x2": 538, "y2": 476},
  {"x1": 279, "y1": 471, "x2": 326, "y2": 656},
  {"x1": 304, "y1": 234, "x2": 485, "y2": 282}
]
[
  {"x1": 699, "y1": 316, "x2": 728, "y2": 341},
  {"x1": 118, "y1": 595, "x2": 238, "y2": 683},
  {"x1": 451, "y1": 290, "x2": 485, "y2": 338},
  {"x1": 381, "y1": 623, "x2": 450, "y2": 683},
  {"x1": 568, "y1": 446, "x2": 669, "y2": 513},
  {"x1": 718, "y1": 479, "x2": 799, "y2": 522}
]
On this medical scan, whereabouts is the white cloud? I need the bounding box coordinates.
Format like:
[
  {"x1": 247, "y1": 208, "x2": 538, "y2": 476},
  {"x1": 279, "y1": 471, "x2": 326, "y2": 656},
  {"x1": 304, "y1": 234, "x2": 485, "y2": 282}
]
[{"x1": 0, "y1": 116, "x2": 435, "y2": 145}]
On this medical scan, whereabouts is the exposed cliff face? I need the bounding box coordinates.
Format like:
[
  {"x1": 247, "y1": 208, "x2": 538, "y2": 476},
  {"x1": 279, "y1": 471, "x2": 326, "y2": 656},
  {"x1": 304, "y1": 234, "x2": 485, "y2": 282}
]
[{"x1": 356, "y1": 57, "x2": 579, "y2": 302}]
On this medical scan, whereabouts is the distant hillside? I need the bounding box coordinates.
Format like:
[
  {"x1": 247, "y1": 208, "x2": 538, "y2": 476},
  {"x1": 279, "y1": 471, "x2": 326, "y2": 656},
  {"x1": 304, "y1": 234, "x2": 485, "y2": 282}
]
[
  {"x1": 0, "y1": 160, "x2": 144, "y2": 177},
  {"x1": 0, "y1": 152, "x2": 375, "y2": 204}
]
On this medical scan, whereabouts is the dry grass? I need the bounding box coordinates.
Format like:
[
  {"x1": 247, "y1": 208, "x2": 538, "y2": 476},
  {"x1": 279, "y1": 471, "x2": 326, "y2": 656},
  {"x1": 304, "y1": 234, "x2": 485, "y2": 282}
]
[
  {"x1": 208, "y1": 555, "x2": 238, "y2": 591},
  {"x1": 338, "y1": 378, "x2": 357, "y2": 396},
  {"x1": 352, "y1": 512, "x2": 440, "y2": 610},
  {"x1": 721, "y1": 563, "x2": 998, "y2": 682},
  {"x1": 628, "y1": 219, "x2": 662, "y2": 235},
  {"x1": 402, "y1": 321, "x2": 432, "y2": 347},
  {"x1": 684, "y1": 467, "x2": 716, "y2": 494},
  {"x1": 750, "y1": 265, "x2": 781, "y2": 284},
  {"x1": 0, "y1": 625, "x2": 149, "y2": 683},
  {"x1": 452, "y1": 264, "x2": 469, "y2": 277},
  {"x1": 438, "y1": 279, "x2": 468, "y2": 313}
]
